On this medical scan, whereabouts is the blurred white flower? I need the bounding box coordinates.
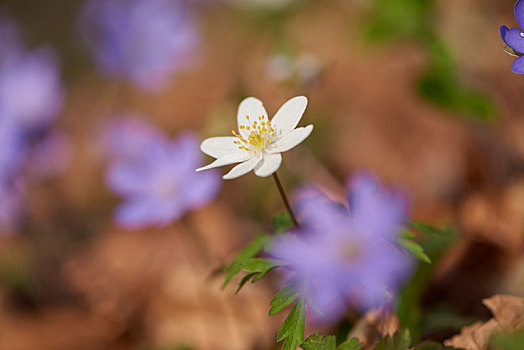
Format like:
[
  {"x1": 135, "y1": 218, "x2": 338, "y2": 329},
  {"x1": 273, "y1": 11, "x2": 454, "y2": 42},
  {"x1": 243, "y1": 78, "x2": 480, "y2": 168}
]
[
  {"x1": 197, "y1": 96, "x2": 313, "y2": 179},
  {"x1": 267, "y1": 52, "x2": 321, "y2": 86}
]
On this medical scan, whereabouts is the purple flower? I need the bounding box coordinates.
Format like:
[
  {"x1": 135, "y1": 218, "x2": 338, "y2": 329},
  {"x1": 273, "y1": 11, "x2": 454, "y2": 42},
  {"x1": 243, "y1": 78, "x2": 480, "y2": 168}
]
[
  {"x1": 0, "y1": 117, "x2": 23, "y2": 183},
  {"x1": 500, "y1": 0, "x2": 524, "y2": 74},
  {"x1": 269, "y1": 172, "x2": 414, "y2": 322},
  {"x1": 0, "y1": 48, "x2": 63, "y2": 129},
  {"x1": 79, "y1": 0, "x2": 199, "y2": 90},
  {"x1": 98, "y1": 115, "x2": 168, "y2": 159},
  {"x1": 104, "y1": 118, "x2": 220, "y2": 228}
]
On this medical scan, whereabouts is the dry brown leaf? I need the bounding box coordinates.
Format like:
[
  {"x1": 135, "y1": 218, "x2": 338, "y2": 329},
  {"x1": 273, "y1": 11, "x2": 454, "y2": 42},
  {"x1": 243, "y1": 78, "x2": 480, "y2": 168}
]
[
  {"x1": 444, "y1": 294, "x2": 524, "y2": 350},
  {"x1": 347, "y1": 309, "x2": 400, "y2": 349},
  {"x1": 460, "y1": 179, "x2": 524, "y2": 255}
]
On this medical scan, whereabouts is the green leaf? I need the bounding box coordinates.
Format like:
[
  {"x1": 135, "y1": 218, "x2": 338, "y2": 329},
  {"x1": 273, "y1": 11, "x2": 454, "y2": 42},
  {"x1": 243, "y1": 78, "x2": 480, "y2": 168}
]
[
  {"x1": 399, "y1": 230, "x2": 431, "y2": 264},
  {"x1": 233, "y1": 258, "x2": 284, "y2": 293},
  {"x1": 273, "y1": 212, "x2": 295, "y2": 232},
  {"x1": 490, "y1": 328, "x2": 524, "y2": 350},
  {"x1": 375, "y1": 329, "x2": 411, "y2": 350},
  {"x1": 235, "y1": 272, "x2": 258, "y2": 294},
  {"x1": 300, "y1": 334, "x2": 363, "y2": 350},
  {"x1": 222, "y1": 234, "x2": 271, "y2": 288},
  {"x1": 397, "y1": 223, "x2": 457, "y2": 342},
  {"x1": 270, "y1": 283, "x2": 299, "y2": 315},
  {"x1": 277, "y1": 297, "x2": 306, "y2": 350},
  {"x1": 300, "y1": 333, "x2": 336, "y2": 350},
  {"x1": 338, "y1": 338, "x2": 363, "y2": 350}
]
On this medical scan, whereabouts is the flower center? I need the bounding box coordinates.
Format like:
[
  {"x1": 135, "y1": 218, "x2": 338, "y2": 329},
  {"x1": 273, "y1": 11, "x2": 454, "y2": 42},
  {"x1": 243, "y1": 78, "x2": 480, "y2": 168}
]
[
  {"x1": 232, "y1": 115, "x2": 276, "y2": 153},
  {"x1": 338, "y1": 240, "x2": 361, "y2": 262},
  {"x1": 521, "y1": 32, "x2": 524, "y2": 38}
]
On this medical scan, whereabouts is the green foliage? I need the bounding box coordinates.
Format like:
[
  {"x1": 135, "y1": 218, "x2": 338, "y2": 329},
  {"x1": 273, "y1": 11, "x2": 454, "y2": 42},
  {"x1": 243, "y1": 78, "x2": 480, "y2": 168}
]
[
  {"x1": 418, "y1": 37, "x2": 496, "y2": 122},
  {"x1": 277, "y1": 297, "x2": 306, "y2": 350},
  {"x1": 363, "y1": 0, "x2": 433, "y2": 42},
  {"x1": 363, "y1": 0, "x2": 496, "y2": 122},
  {"x1": 300, "y1": 334, "x2": 363, "y2": 350},
  {"x1": 399, "y1": 230, "x2": 431, "y2": 264},
  {"x1": 273, "y1": 211, "x2": 294, "y2": 233},
  {"x1": 490, "y1": 328, "x2": 524, "y2": 350},
  {"x1": 338, "y1": 338, "x2": 364, "y2": 350},
  {"x1": 222, "y1": 234, "x2": 281, "y2": 292},
  {"x1": 422, "y1": 306, "x2": 477, "y2": 335},
  {"x1": 396, "y1": 223, "x2": 458, "y2": 342},
  {"x1": 270, "y1": 283, "x2": 299, "y2": 315},
  {"x1": 375, "y1": 329, "x2": 411, "y2": 350}
]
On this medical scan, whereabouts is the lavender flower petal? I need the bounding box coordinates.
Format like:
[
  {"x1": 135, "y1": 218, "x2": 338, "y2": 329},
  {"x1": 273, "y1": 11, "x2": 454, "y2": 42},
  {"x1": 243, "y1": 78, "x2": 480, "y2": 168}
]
[
  {"x1": 500, "y1": 25, "x2": 524, "y2": 53},
  {"x1": 511, "y1": 55, "x2": 524, "y2": 74},
  {"x1": 516, "y1": 0, "x2": 524, "y2": 31}
]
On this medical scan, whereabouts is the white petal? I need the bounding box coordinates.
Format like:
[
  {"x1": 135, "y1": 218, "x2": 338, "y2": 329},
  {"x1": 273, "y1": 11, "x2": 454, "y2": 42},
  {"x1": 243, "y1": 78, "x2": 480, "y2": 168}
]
[
  {"x1": 269, "y1": 125, "x2": 313, "y2": 153},
  {"x1": 237, "y1": 97, "x2": 268, "y2": 137},
  {"x1": 270, "y1": 96, "x2": 308, "y2": 135},
  {"x1": 200, "y1": 136, "x2": 245, "y2": 158},
  {"x1": 222, "y1": 154, "x2": 262, "y2": 180},
  {"x1": 254, "y1": 153, "x2": 282, "y2": 177},
  {"x1": 196, "y1": 152, "x2": 251, "y2": 172}
]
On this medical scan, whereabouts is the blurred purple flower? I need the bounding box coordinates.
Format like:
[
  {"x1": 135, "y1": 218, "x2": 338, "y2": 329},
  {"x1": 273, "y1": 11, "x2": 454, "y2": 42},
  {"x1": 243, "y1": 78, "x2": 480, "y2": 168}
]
[
  {"x1": 0, "y1": 48, "x2": 63, "y2": 129},
  {"x1": 269, "y1": 172, "x2": 414, "y2": 322},
  {"x1": 104, "y1": 118, "x2": 220, "y2": 228},
  {"x1": 98, "y1": 115, "x2": 168, "y2": 159},
  {"x1": 500, "y1": 0, "x2": 524, "y2": 74},
  {"x1": 0, "y1": 117, "x2": 23, "y2": 182},
  {"x1": 79, "y1": 0, "x2": 199, "y2": 90}
]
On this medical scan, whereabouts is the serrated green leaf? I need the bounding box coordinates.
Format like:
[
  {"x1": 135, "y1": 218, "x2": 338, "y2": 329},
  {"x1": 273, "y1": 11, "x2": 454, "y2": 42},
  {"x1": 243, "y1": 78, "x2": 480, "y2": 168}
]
[
  {"x1": 300, "y1": 334, "x2": 362, "y2": 350},
  {"x1": 232, "y1": 258, "x2": 284, "y2": 293},
  {"x1": 338, "y1": 338, "x2": 363, "y2": 350},
  {"x1": 300, "y1": 333, "x2": 336, "y2": 350},
  {"x1": 277, "y1": 298, "x2": 305, "y2": 350},
  {"x1": 222, "y1": 234, "x2": 271, "y2": 288},
  {"x1": 235, "y1": 272, "x2": 258, "y2": 294},
  {"x1": 270, "y1": 283, "x2": 299, "y2": 315},
  {"x1": 375, "y1": 329, "x2": 411, "y2": 350}
]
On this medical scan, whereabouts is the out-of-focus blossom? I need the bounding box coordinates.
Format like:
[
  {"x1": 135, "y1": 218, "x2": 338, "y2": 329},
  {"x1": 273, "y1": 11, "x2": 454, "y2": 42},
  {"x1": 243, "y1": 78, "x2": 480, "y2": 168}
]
[
  {"x1": 500, "y1": 0, "x2": 524, "y2": 74},
  {"x1": 267, "y1": 52, "x2": 321, "y2": 87},
  {"x1": 197, "y1": 96, "x2": 313, "y2": 179},
  {"x1": 104, "y1": 118, "x2": 220, "y2": 228},
  {"x1": 0, "y1": 13, "x2": 67, "y2": 232},
  {"x1": 79, "y1": 0, "x2": 199, "y2": 90},
  {"x1": 268, "y1": 172, "x2": 413, "y2": 322},
  {"x1": 0, "y1": 48, "x2": 64, "y2": 128},
  {"x1": 98, "y1": 115, "x2": 168, "y2": 159},
  {"x1": 0, "y1": 117, "x2": 23, "y2": 182}
]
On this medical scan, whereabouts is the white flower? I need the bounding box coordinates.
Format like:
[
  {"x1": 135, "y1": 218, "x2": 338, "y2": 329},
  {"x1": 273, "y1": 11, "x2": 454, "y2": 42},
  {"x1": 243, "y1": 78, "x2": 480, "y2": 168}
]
[{"x1": 196, "y1": 96, "x2": 313, "y2": 180}]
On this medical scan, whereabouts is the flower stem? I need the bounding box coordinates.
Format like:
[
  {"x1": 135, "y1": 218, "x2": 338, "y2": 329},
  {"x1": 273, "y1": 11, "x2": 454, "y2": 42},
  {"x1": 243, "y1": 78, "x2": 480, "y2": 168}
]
[{"x1": 272, "y1": 172, "x2": 299, "y2": 227}]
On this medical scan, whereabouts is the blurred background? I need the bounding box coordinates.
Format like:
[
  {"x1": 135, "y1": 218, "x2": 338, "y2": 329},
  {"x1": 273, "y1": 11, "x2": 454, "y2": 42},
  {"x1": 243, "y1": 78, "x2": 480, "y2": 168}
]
[{"x1": 0, "y1": 0, "x2": 524, "y2": 349}]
